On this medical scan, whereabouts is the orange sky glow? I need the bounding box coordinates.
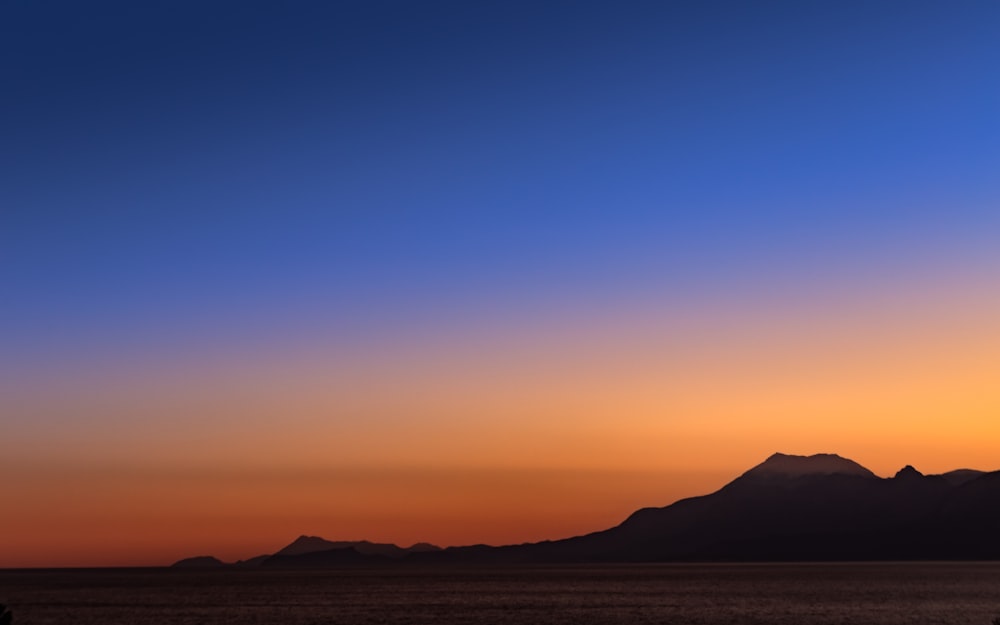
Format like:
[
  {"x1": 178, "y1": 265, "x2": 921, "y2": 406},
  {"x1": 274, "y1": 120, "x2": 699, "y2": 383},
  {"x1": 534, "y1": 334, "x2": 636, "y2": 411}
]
[{"x1": 3, "y1": 260, "x2": 999, "y2": 567}]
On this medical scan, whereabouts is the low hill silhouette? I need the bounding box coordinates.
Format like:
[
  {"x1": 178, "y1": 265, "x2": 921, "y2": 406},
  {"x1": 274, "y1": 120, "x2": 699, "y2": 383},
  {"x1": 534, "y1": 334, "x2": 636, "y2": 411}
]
[
  {"x1": 275, "y1": 536, "x2": 437, "y2": 559},
  {"x1": 173, "y1": 537, "x2": 445, "y2": 568},
  {"x1": 173, "y1": 453, "x2": 1000, "y2": 566},
  {"x1": 171, "y1": 555, "x2": 226, "y2": 568}
]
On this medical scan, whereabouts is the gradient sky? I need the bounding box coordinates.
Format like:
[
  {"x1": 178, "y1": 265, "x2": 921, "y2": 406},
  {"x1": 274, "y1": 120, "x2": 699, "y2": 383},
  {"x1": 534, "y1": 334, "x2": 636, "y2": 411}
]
[{"x1": 2, "y1": 0, "x2": 999, "y2": 567}]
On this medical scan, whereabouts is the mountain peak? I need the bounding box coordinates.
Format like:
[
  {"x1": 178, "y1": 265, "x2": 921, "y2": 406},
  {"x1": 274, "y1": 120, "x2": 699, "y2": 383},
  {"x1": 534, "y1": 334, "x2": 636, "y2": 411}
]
[
  {"x1": 278, "y1": 535, "x2": 339, "y2": 556},
  {"x1": 744, "y1": 452, "x2": 877, "y2": 479},
  {"x1": 894, "y1": 465, "x2": 924, "y2": 479},
  {"x1": 407, "y1": 542, "x2": 443, "y2": 552},
  {"x1": 273, "y1": 535, "x2": 440, "y2": 559}
]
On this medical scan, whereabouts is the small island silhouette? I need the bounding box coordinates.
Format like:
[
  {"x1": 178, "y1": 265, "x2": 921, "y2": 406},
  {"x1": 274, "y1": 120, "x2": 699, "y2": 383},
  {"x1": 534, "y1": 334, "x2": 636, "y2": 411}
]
[{"x1": 175, "y1": 453, "x2": 1000, "y2": 567}]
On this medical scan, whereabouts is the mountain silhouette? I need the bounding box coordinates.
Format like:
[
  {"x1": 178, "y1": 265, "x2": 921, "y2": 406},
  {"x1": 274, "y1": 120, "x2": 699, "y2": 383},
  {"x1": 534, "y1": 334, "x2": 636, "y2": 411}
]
[
  {"x1": 252, "y1": 536, "x2": 442, "y2": 567},
  {"x1": 274, "y1": 536, "x2": 438, "y2": 559},
  {"x1": 173, "y1": 537, "x2": 445, "y2": 568},
  {"x1": 173, "y1": 453, "x2": 1000, "y2": 566},
  {"x1": 171, "y1": 555, "x2": 226, "y2": 568},
  {"x1": 263, "y1": 546, "x2": 392, "y2": 568},
  {"x1": 742, "y1": 452, "x2": 876, "y2": 479}
]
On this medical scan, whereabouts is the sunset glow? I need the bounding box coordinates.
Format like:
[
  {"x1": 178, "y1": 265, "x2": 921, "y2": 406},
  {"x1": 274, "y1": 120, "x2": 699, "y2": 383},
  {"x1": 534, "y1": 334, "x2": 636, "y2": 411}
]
[{"x1": 2, "y1": 1, "x2": 999, "y2": 567}]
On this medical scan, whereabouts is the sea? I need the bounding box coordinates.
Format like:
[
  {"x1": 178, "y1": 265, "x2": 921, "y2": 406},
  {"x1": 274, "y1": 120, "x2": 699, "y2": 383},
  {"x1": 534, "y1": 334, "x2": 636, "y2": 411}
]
[{"x1": 3, "y1": 562, "x2": 1000, "y2": 624}]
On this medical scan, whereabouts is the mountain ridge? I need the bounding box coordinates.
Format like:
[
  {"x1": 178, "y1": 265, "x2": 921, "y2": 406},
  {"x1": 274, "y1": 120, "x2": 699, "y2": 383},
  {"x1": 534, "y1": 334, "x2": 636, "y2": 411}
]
[
  {"x1": 172, "y1": 453, "x2": 1000, "y2": 567},
  {"x1": 743, "y1": 452, "x2": 877, "y2": 479}
]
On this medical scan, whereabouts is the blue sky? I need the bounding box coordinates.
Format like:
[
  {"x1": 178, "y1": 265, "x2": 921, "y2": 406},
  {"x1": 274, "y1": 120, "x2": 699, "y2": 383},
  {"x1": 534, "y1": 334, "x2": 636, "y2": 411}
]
[{"x1": 3, "y1": 0, "x2": 999, "y2": 374}]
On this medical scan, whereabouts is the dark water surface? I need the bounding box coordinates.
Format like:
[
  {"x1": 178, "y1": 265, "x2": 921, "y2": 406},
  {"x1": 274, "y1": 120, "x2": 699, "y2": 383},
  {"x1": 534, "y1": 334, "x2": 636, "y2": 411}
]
[{"x1": 3, "y1": 563, "x2": 1000, "y2": 624}]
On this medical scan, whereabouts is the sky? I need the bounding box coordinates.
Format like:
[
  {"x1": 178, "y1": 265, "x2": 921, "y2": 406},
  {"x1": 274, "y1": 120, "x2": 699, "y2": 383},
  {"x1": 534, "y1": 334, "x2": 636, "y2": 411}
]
[{"x1": 1, "y1": 0, "x2": 999, "y2": 567}]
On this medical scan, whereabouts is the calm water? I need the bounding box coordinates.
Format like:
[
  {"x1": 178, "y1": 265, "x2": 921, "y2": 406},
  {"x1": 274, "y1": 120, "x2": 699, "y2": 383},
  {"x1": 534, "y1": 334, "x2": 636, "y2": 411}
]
[{"x1": 3, "y1": 563, "x2": 1000, "y2": 624}]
